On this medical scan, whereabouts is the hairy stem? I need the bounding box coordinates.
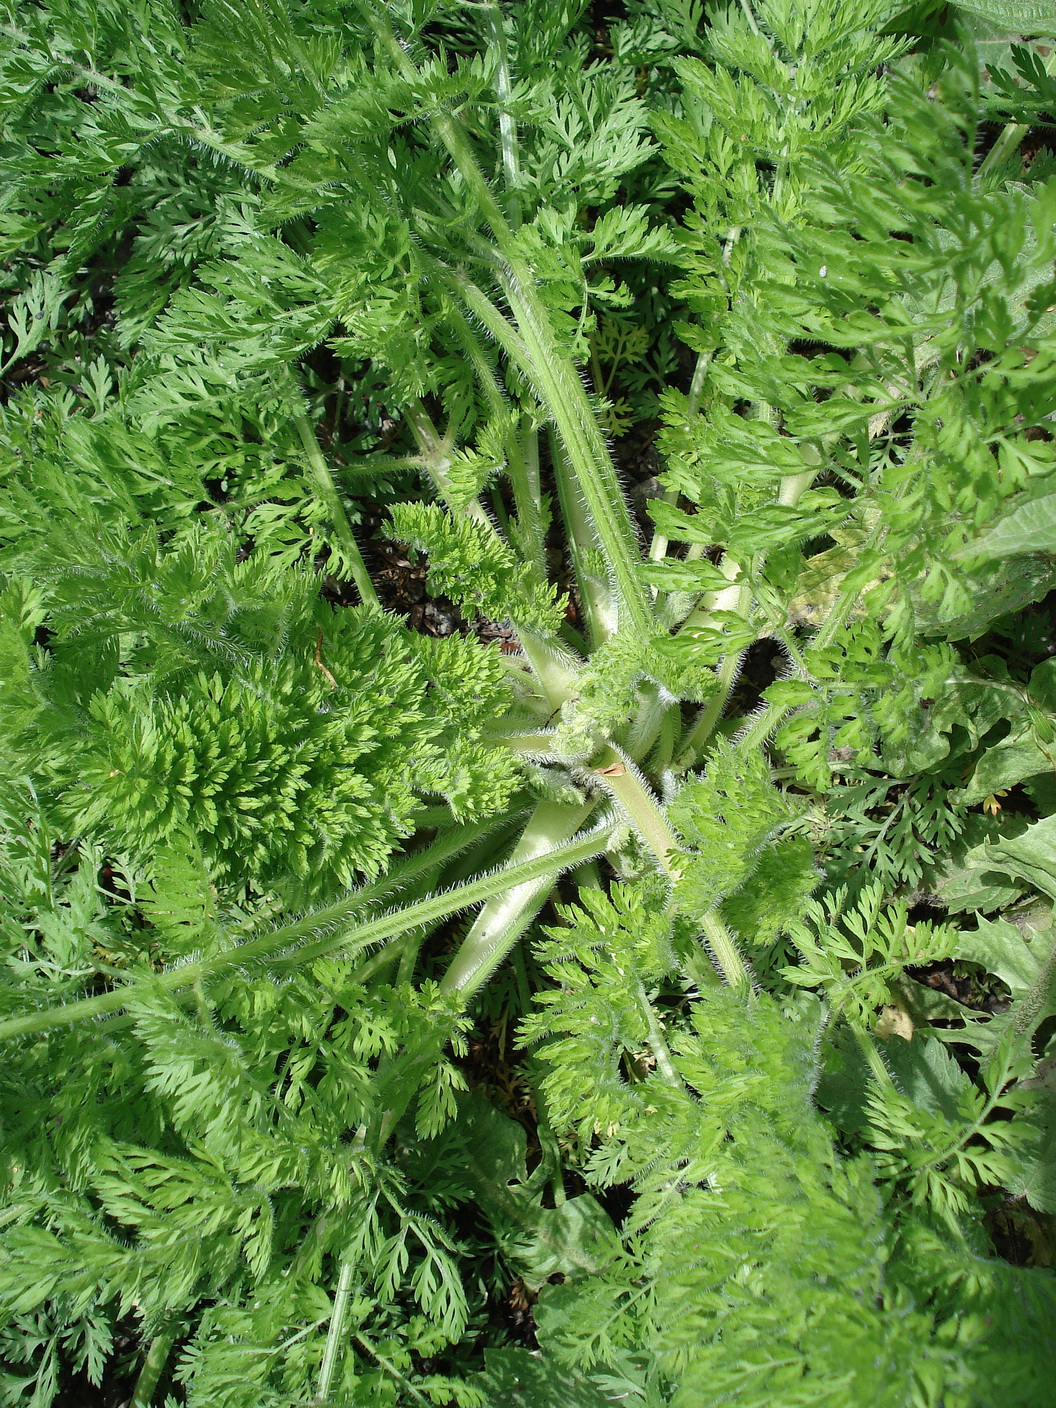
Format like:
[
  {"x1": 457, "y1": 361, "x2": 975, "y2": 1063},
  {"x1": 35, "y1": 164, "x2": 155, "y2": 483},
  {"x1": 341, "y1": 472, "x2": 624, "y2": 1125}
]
[
  {"x1": 484, "y1": 0, "x2": 522, "y2": 227},
  {"x1": 507, "y1": 421, "x2": 549, "y2": 580},
  {"x1": 0, "y1": 823, "x2": 609, "y2": 1040},
  {"x1": 503, "y1": 265, "x2": 653, "y2": 636},
  {"x1": 517, "y1": 630, "x2": 582, "y2": 713},
  {"x1": 550, "y1": 430, "x2": 619, "y2": 646},
  {"x1": 293, "y1": 413, "x2": 379, "y2": 608},
  {"x1": 129, "y1": 1326, "x2": 178, "y2": 1408},
  {"x1": 315, "y1": 1259, "x2": 356, "y2": 1404},
  {"x1": 699, "y1": 911, "x2": 752, "y2": 994},
  {"x1": 373, "y1": 8, "x2": 651, "y2": 640},
  {"x1": 454, "y1": 265, "x2": 648, "y2": 636},
  {"x1": 440, "y1": 798, "x2": 601, "y2": 997},
  {"x1": 622, "y1": 682, "x2": 668, "y2": 763},
  {"x1": 401, "y1": 400, "x2": 492, "y2": 535},
  {"x1": 591, "y1": 746, "x2": 681, "y2": 870},
  {"x1": 639, "y1": 983, "x2": 685, "y2": 1089}
]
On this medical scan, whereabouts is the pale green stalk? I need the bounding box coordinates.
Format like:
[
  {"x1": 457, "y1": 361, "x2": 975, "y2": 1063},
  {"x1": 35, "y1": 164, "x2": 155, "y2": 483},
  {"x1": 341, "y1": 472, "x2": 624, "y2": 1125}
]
[
  {"x1": 855, "y1": 1027, "x2": 898, "y2": 1091},
  {"x1": 129, "y1": 1326, "x2": 177, "y2": 1408},
  {"x1": 401, "y1": 400, "x2": 487, "y2": 525},
  {"x1": 639, "y1": 982, "x2": 685, "y2": 1089},
  {"x1": 622, "y1": 682, "x2": 669, "y2": 762},
  {"x1": 440, "y1": 798, "x2": 600, "y2": 996},
  {"x1": 736, "y1": 697, "x2": 793, "y2": 752},
  {"x1": 738, "y1": 0, "x2": 762, "y2": 38},
  {"x1": 29, "y1": 817, "x2": 510, "y2": 1041},
  {"x1": 590, "y1": 747, "x2": 681, "y2": 870},
  {"x1": 483, "y1": 0, "x2": 522, "y2": 227},
  {"x1": 314, "y1": 1259, "x2": 356, "y2": 1404},
  {"x1": 440, "y1": 304, "x2": 551, "y2": 585},
  {"x1": 979, "y1": 121, "x2": 1032, "y2": 177},
  {"x1": 358, "y1": 3, "x2": 652, "y2": 636},
  {"x1": 501, "y1": 264, "x2": 653, "y2": 636},
  {"x1": 62, "y1": 60, "x2": 319, "y2": 194},
  {"x1": 674, "y1": 561, "x2": 750, "y2": 770},
  {"x1": 517, "y1": 631, "x2": 582, "y2": 713},
  {"x1": 349, "y1": 933, "x2": 413, "y2": 986},
  {"x1": 508, "y1": 421, "x2": 548, "y2": 581},
  {"x1": 372, "y1": 803, "x2": 607, "y2": 1146},
  {"x1": 648, "y1": 702, "x2": 680, "y2": 773},
  {"x1": 452, "y1": 266, "x2": 649, "y2": 636},
  {"x1": 498, "y1": 730, "x2": 565, "y2": 758},
  {"x1": 699, "y1": 911, "x2": 752, "y2": 995}
]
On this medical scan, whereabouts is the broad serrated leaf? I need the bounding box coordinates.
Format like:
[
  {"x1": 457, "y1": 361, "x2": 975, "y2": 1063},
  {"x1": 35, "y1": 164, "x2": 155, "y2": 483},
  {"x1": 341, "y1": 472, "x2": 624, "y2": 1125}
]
[
  {"x1": 967, "y1": 494, "x2": 1056, "y2": 559},
  {"x1": 955, "y1": 916, "x2": 1055, "y2": 998},
  {"x1": 951, "y1": 0, "x2": 1056, "y2": 32}
]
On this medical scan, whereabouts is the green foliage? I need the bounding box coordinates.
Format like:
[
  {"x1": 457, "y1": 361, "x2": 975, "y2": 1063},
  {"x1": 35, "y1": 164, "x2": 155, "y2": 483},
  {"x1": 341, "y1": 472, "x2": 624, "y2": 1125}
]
[
  {"x1": 523, "y1": 894, "x2": 958, "y2": 1405},
  {"x1": 2, "y1": 522, "x2": 519, "y2": 901},
  {"x1": 784, "y1": 885, "x2": 958, "y2": 1023},
  {"x1": 388, "y1": 502, "x2": 565, "y2": 634},
  {"x1": 669, "y1": 736, "x2": 805, "y2": 914},
  {"x1": 0, "y1": 0, "x2": 1054, "y2": 1403}
]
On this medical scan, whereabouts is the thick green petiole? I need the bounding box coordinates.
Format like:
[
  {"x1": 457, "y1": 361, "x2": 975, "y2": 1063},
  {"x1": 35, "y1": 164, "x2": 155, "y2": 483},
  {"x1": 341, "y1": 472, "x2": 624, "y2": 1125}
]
[
  {"x1": 502, "y1": 266, "x2": 653, "y2": 637},
  {"x1": 590, "y1": 747, "x2": 681, "y2": 870},
  {"x1": 977, "y1": 48, "x2": 1056, "y2": 178},
  {"x1": 315, "y1": 1259, "x2": 356, "y2": 1404},
  {"x1": 507, "y1": 423, "x2": 549, "y2": 582},
  {"x1": 699, "y1": 911, "x2": 752, "y2": 995},
  {"x1": 129, "y1": 1326, "x2": 178, "y2": 1408},
  {"x1": 440, "y1": 798, "x2": 600, "y2": 998},
  {"x1": 453, "y1": 266, "x2": 650, "y2": 639},
  {"x1": 483, "y1": 0, "x2": 522, "y2": 227}
]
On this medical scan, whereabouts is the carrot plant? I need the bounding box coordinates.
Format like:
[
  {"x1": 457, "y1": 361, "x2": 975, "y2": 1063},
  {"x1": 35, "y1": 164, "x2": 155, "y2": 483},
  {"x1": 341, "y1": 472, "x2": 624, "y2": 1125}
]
[{"x1": 1, "y1": 0, "x2": 1056, "y2": 1403}]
